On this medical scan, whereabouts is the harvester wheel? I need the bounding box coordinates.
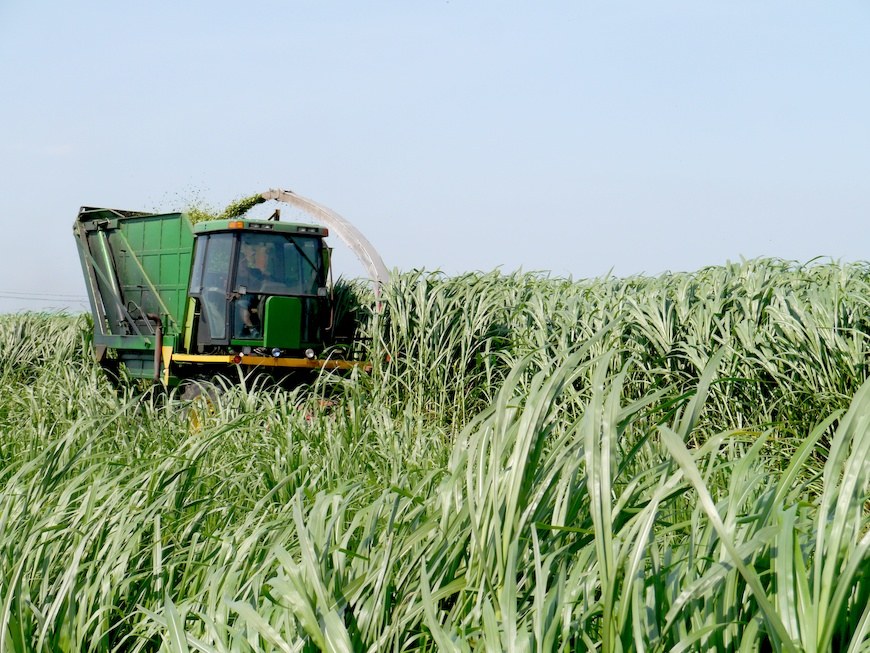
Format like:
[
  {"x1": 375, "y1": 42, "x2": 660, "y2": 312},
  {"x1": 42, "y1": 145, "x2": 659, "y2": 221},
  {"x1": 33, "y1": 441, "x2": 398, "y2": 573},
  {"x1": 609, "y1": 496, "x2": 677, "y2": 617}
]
[
  {"x1": 99, "y1": 358, "x2": 125, "y2": 390},
  {"x1": 179, "y1": 377, "x2": 227, "y2": 402}
]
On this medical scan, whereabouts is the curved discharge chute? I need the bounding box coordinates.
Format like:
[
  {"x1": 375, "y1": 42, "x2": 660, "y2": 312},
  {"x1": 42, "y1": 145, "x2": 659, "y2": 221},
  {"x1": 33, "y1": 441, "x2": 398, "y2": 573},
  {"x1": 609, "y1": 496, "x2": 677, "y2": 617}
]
[{"x1": 260, "y1": 189, "x2": 390, "y2": 294}]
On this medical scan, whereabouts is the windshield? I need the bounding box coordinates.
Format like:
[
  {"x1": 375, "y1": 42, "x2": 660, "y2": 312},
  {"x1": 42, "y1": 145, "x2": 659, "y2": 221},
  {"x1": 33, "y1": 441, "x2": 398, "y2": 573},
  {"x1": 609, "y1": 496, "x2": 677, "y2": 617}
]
[{"x1": 234, "y1": 232, "x2": 323, "y2": 296}]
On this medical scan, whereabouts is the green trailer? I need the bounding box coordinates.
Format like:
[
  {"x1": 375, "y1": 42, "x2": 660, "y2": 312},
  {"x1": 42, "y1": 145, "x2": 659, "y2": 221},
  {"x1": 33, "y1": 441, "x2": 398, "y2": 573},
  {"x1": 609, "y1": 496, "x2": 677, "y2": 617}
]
[{"x1": 74, "y1": 188, "x2": 389, "y2": 386}]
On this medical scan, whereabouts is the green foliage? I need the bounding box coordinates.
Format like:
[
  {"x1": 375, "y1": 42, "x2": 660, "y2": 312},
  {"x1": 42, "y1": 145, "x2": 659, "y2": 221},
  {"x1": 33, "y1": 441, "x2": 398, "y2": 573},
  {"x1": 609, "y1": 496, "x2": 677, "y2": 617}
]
[
  {"x1": 1, "y1": 258, "x2": 869, "y2": 651},
  {"x1": 185, "y1": 204, "x2": 218, "y2": 224},
  {"x1": 219, "y1": 194, "x2": 267, "y2": 220},
  {"x1": 184, "y1": 193, "x2": 267, "y2": 224}
]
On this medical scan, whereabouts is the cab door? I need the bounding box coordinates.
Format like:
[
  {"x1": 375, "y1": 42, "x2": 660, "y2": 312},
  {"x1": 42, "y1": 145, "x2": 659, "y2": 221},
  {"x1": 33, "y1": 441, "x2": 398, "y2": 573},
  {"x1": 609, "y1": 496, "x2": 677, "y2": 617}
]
[{"x1": 188, "y1": 232, "x2": 235, "y2": 345}]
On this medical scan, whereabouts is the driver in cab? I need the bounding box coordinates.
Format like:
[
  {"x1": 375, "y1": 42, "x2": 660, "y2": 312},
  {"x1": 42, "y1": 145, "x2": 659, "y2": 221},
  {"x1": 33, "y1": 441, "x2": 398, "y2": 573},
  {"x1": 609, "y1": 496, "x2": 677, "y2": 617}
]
[{"x1": 235, "y1": 242, "x2": 272, "y2": 338}]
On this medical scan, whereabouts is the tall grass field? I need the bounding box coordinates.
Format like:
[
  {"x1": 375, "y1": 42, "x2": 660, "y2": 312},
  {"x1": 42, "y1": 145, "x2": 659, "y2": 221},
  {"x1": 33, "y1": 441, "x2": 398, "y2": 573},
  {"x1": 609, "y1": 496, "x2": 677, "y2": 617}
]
[{"x1": 1, "y1": 258, "x2": 868, "y2": 652}]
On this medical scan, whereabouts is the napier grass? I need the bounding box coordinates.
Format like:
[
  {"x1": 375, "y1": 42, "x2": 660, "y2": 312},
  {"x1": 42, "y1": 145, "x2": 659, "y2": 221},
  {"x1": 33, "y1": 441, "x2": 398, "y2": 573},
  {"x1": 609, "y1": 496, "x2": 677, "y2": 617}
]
[{"x1": 1, "y1": 258, "x2": 869, "y2": 652}]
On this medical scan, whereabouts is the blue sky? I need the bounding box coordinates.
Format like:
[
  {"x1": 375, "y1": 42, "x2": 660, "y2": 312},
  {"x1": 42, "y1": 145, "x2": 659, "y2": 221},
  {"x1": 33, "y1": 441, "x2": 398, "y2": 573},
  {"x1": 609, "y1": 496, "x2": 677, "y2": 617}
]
[{"x1": 1, "y1": 1, "x2": 868, "y2": 312}]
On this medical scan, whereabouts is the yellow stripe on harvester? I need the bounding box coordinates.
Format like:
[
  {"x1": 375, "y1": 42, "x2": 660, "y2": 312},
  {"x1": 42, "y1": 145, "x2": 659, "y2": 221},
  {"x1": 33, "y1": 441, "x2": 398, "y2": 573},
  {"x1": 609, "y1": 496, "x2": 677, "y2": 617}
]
[
  {"x1": 162, "y1": 345, "x2": 173, "y2": 386},
  {"x1": 170, "y1": 353, "x2": 365, "y2": 370}
]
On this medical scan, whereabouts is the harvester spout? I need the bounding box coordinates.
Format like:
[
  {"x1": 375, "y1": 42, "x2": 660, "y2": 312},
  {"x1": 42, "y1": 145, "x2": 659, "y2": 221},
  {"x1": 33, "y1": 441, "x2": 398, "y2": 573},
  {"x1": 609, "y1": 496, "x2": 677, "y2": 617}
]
[{"x1": 260, "y1": 189, "x2": 390, "y2": 293}]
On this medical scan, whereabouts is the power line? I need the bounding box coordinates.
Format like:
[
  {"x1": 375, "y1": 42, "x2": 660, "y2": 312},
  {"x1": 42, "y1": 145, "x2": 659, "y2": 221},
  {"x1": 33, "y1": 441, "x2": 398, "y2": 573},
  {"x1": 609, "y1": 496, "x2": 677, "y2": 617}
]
[
  {"x1": 0, "y1": 295, "x2": 88, "y2": 304},
  {"x1": 0, "y1": 289, "x2": 87, "y2": 300},
  {"x1": 0, "y1": 291, "x2": 84, "y2": 297}
]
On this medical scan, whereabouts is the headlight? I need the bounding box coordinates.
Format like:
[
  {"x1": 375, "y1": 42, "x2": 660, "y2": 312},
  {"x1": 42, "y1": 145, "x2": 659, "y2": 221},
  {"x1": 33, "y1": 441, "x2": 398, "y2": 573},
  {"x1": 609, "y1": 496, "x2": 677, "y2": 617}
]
[
  {"x1": 304, "y1": 348, "x2": 316, "y2": 360},
  {"x1": 271, "y1": 348, "x2": 282, "y2": 358}
]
